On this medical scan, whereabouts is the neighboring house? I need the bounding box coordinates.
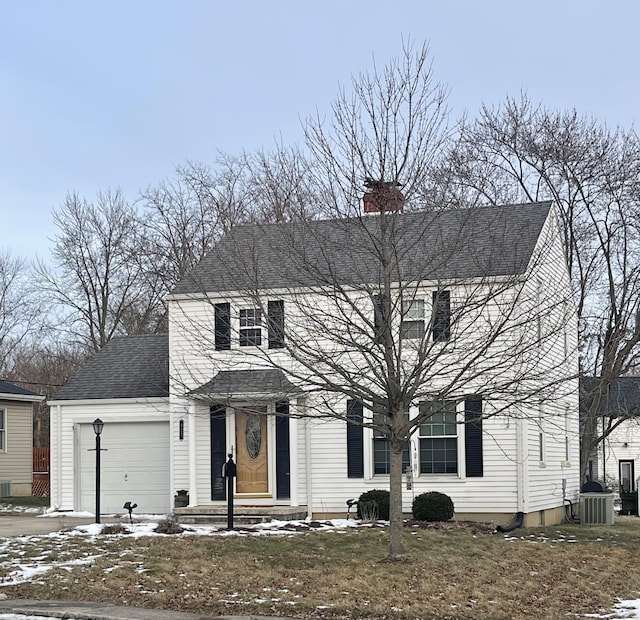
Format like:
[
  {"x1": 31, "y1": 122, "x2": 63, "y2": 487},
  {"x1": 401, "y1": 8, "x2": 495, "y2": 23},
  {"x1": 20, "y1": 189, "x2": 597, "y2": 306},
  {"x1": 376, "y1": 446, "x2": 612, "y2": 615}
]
[
  {"x1": 0, "y1": 379, "x2": 45, "y2": 496},
  {"x1": 581, "y1": 376, "x2": 640, "y2": 494},
  {"x1": 50, "y1": 198, "x2": 579, "y2": 526},
  {"x1": 48, "y1": 335, "x2": 169, "y2": 513}
]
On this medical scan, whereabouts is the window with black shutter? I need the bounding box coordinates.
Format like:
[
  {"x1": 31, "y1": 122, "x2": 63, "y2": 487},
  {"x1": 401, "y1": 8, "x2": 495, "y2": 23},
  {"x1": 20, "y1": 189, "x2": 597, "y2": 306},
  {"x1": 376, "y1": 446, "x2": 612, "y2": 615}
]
[
  {"x1": 268, "y1": 300, "x2": 285, "y2": 349},
  {"x1": 214, "y1": 303, "x2": 231, "y2": 350},
  {"x1": 464, "y1": 398, "x2": 483, "y2": 477},
  {"x1": 346, "y1": 400, "x2": 364, "y2": 478},
  {"x1": 432, "y1": 290, "x2": 451, "y2": 342}
]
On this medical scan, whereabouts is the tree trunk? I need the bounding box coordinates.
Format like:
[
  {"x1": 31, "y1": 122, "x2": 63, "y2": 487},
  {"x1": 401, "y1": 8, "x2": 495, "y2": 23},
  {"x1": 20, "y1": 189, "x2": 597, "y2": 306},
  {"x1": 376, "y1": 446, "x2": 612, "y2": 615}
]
[{"x1": 388, "y1": 440, "x2": 404, "y2": 558}]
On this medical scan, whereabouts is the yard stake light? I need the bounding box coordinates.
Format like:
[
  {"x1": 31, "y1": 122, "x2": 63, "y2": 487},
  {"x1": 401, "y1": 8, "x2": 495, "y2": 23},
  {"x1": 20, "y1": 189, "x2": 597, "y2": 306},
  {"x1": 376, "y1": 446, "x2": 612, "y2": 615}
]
[{"x1": 92, "y1": 418, "x2": 104, "y2": 524}]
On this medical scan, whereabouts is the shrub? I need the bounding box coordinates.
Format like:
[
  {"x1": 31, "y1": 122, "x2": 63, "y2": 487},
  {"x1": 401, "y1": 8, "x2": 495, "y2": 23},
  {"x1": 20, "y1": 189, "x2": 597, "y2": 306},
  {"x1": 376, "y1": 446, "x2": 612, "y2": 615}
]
[
  {"x1": 356, "y1": 489, "x2": 390, "y2": 521},
  {"x1": 100, "y1": 523, "x2": 130, "y2": 535},
  {"x1": 154, "y1": 515, "x2": 185, "y2": 534},
  {"x1": 412, "y1": 491, "x2": 454, "y2": 522}
]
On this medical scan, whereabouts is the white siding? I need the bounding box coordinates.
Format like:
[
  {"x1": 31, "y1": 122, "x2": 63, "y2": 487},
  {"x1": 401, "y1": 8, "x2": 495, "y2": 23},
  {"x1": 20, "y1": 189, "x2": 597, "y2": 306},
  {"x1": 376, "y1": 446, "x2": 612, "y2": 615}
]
[
  {"x1": 166, "y1": 206, "x2": 580, "y2": 518},
  {"x1": 49, "y1": 399, "x2": 169, "y2": 512}
]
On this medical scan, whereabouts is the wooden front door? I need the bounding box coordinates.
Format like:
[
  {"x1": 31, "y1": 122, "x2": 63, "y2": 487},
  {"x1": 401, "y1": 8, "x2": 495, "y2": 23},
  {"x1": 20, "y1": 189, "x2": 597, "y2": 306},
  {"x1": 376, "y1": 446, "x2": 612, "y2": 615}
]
[{"x1": 235, "y1": 407, "x2": 269, "y2": 494}]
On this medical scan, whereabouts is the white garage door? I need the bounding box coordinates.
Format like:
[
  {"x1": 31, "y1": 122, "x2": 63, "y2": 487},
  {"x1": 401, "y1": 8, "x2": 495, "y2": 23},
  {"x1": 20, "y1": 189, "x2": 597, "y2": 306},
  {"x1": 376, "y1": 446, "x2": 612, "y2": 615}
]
[{"x1": 78, "y1": 421, "x2": 170, "y2": 515}]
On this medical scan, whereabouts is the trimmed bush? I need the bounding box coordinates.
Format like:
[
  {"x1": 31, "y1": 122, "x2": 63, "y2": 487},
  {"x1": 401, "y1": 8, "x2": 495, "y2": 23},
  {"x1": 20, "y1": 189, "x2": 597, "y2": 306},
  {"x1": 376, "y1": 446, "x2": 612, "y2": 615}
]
[
  {"x1": 154, "y1": 515, "x2": 185, "y2": 534},
  {"x1": 412, "y1": 491, "x2": 454, "y2": 522},
  {"x1": 356, "y1": 489, "x2": 390, "y2": 521}
]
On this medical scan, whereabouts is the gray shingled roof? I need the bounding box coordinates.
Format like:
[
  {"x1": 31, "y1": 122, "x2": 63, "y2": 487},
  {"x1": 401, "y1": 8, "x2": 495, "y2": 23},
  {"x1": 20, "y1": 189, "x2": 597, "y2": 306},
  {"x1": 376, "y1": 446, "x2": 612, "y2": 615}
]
[
  {"x1": 171, "y1": 202, "x2": 552, "y2": 295},
  {"x1": 581, "y1": 376, "x2": 640, "y2": 417},
  {"x1": 190, "y1": 369, "x2": 302, "y2": 400},
  {"x1": 0, "y1": 380, "x2": 42, "y2": 399},
  {"x1": 52, "y1": 334, "x2": 169, "y2": 401}
]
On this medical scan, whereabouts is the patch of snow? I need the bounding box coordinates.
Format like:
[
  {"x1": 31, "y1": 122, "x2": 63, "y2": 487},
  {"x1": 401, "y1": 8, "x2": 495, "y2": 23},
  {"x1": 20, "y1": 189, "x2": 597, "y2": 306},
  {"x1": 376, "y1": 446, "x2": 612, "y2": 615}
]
[{"x1": 0, "y1": 615, "x2": 57, "y2": 619}]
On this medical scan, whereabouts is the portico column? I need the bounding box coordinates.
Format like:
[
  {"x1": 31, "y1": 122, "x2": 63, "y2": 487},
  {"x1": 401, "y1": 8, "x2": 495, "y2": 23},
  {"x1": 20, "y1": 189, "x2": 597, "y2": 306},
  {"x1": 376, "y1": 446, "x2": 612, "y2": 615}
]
[
  {"x1": 188, "y1": 400, "x2": 198, "y2": 506},
  {"x1": 289, "y1": 400, "x2": 299, "y2": 506}
]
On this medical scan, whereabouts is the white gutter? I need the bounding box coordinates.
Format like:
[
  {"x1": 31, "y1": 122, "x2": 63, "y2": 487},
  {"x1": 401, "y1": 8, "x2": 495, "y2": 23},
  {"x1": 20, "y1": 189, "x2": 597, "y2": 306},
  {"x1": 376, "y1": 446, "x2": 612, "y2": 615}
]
[{"x1": 1, "y1": 392, "x2": 45, "y2": 402}]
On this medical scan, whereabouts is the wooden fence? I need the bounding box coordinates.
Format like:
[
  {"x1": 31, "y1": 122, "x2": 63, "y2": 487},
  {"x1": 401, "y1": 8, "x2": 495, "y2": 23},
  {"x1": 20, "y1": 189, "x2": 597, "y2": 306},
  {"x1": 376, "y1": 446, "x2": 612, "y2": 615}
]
[{"x1": 32, "y1": 446, "x2": 50, "y2": 497}]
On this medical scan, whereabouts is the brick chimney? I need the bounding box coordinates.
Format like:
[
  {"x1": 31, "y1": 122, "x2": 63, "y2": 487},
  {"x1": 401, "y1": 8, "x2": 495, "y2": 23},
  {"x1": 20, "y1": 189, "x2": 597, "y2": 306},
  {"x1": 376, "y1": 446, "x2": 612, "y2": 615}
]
[{"x1": 363, "y1": 179, "x2": 405, "y2": 214}]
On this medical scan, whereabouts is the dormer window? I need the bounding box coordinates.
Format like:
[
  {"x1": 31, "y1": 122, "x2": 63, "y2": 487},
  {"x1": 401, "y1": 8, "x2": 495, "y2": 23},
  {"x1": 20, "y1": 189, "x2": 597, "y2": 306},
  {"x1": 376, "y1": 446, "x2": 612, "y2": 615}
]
[{"x1": 239, "y1": 308, "x2": 262, "y2": 346}]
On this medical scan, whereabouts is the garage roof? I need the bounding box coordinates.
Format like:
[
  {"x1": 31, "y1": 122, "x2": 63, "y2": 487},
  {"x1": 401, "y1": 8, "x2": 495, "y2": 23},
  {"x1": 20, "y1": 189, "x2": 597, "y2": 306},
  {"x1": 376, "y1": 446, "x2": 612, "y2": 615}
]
[{"x1": 52, "y1": 334, "x2": 169, "y2": 401}]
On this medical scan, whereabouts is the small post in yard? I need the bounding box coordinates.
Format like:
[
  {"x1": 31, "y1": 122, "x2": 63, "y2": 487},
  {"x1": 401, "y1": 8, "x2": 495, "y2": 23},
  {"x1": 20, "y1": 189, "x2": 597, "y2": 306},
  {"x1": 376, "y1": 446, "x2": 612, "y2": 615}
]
[
  {"x1": 92, "y1": 418, "x2": 105, "y2": 524},
  {"x1": 223, "y1": 453, "x2": 236, "y2": 530}
]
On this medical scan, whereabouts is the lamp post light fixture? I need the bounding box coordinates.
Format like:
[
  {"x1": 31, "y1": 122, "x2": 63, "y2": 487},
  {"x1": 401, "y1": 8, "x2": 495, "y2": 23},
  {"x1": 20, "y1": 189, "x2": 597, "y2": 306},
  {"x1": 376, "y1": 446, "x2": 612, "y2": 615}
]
[{"x1": 92, "y1": 418, "x2": 104, "y2": 524}]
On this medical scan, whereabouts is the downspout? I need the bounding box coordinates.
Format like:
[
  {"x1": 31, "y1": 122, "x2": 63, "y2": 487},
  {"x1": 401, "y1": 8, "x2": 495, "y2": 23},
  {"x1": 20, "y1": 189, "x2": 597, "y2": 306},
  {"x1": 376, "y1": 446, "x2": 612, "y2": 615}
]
[
  {"x1": 496, "y1": 511, "x2": 524, "y2": 533},
  {"x1": 53, "y1": 404, "x2": 62, "y2": 510},
  {"x1": 497, "y1": 415, "x2": 528, "y2": 533}
]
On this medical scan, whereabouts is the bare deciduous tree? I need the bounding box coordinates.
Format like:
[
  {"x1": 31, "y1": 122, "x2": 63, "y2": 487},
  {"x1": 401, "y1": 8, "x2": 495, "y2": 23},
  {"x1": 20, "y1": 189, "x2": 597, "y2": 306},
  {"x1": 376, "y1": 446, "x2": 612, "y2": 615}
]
[
  {"x1": 434, "y1": 94, "x2": 640, "y2": 483},
  {"x1": 0, "y1": 251, "x2": 44, "y2": 376},
  {"x1": 171, "y1": 45, "x2": 576, "y2": 559},
  {"x1": 39, "y1": 189, "x2": 163, "y2": 351}
]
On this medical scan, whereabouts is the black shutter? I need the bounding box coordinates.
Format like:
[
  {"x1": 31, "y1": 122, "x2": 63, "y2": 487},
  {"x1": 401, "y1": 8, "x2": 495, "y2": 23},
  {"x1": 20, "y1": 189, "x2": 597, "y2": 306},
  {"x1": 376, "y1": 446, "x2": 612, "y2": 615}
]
[
  {"x1": 268, "y1": 300, "x2": 285, "y2": 349},
  {"x1": 347, "y1": 400, "x2": 364, "y2": 478},
  {"x1": 275, "y1": 401, "x2": 291, "y2": 499},
  {"x1": 465, "y1": 398, "x2": 483, "y2": 477},
  {"x1": 432, "y1": 290, "x2": 451, "y2": 341},
  {"x1": 373, "y1": 294, "x2": 385, "y2": 342},
  {"x1": 214, "y1": 303, "x2": 231, "y2": 350},
  {"x1": 210, "y1": 405, "x2": 227, "y2": 499}
]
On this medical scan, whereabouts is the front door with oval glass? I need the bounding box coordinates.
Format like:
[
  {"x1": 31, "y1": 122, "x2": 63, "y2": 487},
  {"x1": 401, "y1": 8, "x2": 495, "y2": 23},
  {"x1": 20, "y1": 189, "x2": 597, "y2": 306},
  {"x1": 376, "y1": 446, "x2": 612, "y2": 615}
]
[{"x1": 235, "y1": 407, "x2": 269, "y2": 494}]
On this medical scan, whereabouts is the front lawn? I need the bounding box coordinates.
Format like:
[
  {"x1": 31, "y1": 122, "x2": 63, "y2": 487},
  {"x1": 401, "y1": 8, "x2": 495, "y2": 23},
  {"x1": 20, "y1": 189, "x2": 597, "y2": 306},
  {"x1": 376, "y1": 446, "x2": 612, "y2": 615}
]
[{"x1": 2, "y1": 518, "x2": 640, "y2": 619}]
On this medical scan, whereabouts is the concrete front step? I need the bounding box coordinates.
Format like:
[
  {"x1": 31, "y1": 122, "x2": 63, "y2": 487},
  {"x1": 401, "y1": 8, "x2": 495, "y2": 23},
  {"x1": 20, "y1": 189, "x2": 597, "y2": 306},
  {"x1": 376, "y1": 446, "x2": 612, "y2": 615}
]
[{"x1": 174, "y1": 505, "x2": 309, "y2": 526}]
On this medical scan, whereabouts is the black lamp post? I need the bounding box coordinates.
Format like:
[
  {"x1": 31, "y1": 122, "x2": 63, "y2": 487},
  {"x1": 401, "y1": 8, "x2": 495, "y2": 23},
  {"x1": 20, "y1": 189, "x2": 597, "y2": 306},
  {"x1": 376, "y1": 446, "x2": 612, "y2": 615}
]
[{"x1": 92, "y1": 418, "x2": 104, "y2": 524}]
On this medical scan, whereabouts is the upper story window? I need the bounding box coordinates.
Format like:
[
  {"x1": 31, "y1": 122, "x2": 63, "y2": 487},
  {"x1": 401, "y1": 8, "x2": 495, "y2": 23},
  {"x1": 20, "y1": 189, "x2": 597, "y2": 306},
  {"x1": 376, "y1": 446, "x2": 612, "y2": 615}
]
[
  {"x1": 214, "y1": 300, "x2": 285, "y2": 350},
  {"x1": 400, "y1": 299, "x2": 425, "y2": 339},
  {"x1": 239, "y1": 308, "x2": 262, "y2": 347},
  {"x1": 400, "y1": 292, "x2": 451, "y2": 342},
  {"x1": 0, "y1": 408, "x2": 5, "y2": 452},
  {"x1": 419, "y1": 400, "x2": 458, "y2": 474}
]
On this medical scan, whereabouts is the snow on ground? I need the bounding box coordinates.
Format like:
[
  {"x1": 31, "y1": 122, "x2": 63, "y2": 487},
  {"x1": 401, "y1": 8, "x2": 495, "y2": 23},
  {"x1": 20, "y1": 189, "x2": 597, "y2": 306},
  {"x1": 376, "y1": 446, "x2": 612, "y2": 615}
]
[
  {"x1": 0, "y1": 518, "x2": 638, "y2": 618},
  {"x1": 0, "y1": 615, "x2": 56, "y2": 619}
]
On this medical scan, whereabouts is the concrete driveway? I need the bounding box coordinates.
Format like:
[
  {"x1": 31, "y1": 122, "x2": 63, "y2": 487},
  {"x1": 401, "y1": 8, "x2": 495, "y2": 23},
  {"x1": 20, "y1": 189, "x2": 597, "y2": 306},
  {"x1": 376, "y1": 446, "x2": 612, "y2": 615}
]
[{"x1": 0, "y1": 513, "x2": 97, "y2": 537}]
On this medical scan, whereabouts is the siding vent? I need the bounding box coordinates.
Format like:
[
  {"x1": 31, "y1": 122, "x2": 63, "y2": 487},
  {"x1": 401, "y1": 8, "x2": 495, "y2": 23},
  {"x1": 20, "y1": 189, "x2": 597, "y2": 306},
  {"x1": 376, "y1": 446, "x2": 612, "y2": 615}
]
[{"x1": 0, "y1": 481, "x2": 11, "y2": 497}]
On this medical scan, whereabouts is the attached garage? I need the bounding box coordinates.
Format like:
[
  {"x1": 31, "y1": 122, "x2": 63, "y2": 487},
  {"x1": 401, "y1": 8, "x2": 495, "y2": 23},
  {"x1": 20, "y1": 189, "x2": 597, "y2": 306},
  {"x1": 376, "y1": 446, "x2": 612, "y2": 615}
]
[
  {"x1": 48, "y1": 334, "x2": 170, "y2": 515},
  {"x1": 77, "y1": 421, "x2": 170, "y2": 514}
]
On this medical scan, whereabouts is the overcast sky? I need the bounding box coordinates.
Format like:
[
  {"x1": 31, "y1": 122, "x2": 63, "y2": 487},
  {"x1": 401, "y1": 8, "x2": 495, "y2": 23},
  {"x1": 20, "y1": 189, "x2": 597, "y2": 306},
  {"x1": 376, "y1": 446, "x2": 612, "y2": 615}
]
[{"x1": 1, "y1": 0, "x2": 638, "y2": 260}]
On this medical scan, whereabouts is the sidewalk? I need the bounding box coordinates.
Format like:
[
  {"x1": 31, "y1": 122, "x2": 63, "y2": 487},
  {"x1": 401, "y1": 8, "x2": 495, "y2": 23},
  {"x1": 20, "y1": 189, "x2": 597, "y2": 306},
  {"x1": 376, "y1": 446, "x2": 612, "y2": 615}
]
[
  {"x1": 0, "y1": 514, "x2": 118, "y2": 538},
  {"x1": 0, "y1": 598, "x2": 293, "y2": 620}
]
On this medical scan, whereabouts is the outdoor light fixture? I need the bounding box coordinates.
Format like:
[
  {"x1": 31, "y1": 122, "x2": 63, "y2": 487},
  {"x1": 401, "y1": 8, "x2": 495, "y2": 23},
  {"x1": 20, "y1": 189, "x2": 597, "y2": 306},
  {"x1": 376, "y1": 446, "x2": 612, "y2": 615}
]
[
  {"x1": 92, "y1": 418, "x2": 104, "y2": 524},
  {"x1": 92, "y1": 418, "x2": 104, "y2": 436}
]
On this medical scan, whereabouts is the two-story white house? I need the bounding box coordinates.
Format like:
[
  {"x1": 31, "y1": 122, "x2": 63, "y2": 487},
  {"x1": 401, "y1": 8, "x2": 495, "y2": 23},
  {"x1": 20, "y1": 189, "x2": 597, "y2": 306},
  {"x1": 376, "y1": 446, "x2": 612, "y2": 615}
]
[{"x1": 49, "y1": 198, "x2": 579, "y2": 526}]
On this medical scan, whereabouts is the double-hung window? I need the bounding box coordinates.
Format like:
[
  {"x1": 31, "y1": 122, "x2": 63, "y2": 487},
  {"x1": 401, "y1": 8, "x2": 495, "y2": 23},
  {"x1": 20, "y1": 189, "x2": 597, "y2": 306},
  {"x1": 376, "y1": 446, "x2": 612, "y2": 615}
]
[
  {"x1": 419, "y1": 400, "x2": 458, "y2": 474},
  {"x1": 0, "y1": 408, "x2": 5, "y2": 452},
  {"x1": 373, "y1": 410, "x2": 411, "y2": 474},
  {"x1": 239, "y1": 308, "x2": 262, "y2": 346},
  {"x1": 400, "y1": 299, "x2": 425, "y2": 339}
]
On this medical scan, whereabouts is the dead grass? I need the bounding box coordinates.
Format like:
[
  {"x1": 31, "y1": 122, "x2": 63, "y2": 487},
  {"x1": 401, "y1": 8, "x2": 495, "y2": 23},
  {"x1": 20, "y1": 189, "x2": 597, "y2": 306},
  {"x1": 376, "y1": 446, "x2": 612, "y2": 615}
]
[{"x1": 3, "y1": 518, "x2": 640, "y2": 619}]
